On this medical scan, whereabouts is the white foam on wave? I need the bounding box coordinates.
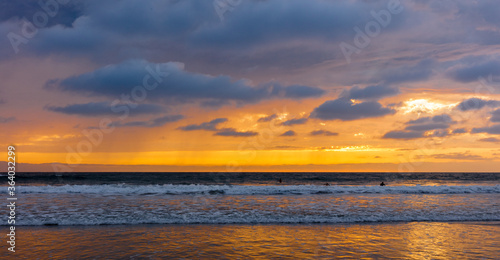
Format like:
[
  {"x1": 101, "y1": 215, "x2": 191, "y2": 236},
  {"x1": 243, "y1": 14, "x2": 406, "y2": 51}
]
[
  {"x1": 12, "y1": 211, "x2": 500, "y2": 226},
  {"x1": 13, "y1": 184, "x2": 500, "y2": 195}
]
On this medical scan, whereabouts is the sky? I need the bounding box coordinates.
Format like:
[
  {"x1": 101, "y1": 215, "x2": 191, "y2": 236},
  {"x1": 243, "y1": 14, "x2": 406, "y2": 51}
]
[{"x1": 1, "y1": 0, "x2": 500, "y2": 172}]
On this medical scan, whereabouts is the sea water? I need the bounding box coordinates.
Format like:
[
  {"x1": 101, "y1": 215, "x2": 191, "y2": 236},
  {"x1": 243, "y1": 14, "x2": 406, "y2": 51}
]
[{"x1": 3, "y1": 172, "x2": 499, "y2": 258}]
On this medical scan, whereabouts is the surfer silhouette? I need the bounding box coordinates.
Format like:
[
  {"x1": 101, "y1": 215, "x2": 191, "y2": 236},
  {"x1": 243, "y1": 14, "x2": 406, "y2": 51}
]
[
  {"x1": 380, "y1": 182, "x2": 386, "y2": 186},
  {"x1": 278, "y1": 178, "x2": 282, "y2": 183}
]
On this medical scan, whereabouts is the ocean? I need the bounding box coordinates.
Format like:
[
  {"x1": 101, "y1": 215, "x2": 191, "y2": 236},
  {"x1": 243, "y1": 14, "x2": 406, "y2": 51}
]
[{"x1": 4, "y1": 172, "x2": 500, "y2": 258}]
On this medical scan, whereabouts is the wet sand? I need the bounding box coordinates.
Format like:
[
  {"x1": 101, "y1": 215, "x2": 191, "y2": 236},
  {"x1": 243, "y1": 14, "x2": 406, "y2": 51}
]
[{"x1": 10, "y1": 221, "x2": 500, "y2": 259}]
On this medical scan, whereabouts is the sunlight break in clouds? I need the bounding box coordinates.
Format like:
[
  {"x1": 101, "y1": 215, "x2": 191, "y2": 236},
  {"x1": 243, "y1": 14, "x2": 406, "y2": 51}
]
[{"x1": 400, "y1": 99, "x2": 458, "y2": 115}]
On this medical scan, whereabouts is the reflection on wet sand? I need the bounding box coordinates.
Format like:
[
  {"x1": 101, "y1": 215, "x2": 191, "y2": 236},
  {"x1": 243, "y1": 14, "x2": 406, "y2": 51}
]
[{"x1": 17, "y1": 222, "x2": 500, "y2": 259}]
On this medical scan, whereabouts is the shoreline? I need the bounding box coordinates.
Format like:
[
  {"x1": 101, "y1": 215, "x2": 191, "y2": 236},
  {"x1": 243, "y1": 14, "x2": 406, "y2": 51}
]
[{"x1": 8, "y1": 219, "x2": 500, "y2": 227}]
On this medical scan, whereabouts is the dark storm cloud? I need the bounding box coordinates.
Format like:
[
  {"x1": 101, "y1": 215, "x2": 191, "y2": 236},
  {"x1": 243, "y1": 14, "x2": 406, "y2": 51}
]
[
  {"x1": 479, "y1": 137, "x2": 500, "y2": 142},
  {"x1": 452, "y1": 128, "x2": 467, "y2": 134},
  {"x1": 281, "y1": 85, "x2": 325, "y2": 99},
  {"x1": 310, "y1": 98, "x2": 395, "y2": 121},
  {"x1": 429, "y1": 129, "x2": 449, "y2": 137},
  {"x1": 471, "y1": 124, "x2": 500, "y2": 135},
  {"x1": 11, "y1": 0, "x2": 214, "y2": 56},
  {"x1": 46, "y1": 60, "x2": 325, "y2": 105},
  {"x1": 200, "y1": 100, "x2": 231, "y2": 108},
  {"x1": 341, "y1": 85, "x2": 400, "y2": 101},
  {"x1": 370, "y1": 59, "x2": 436, "y2": 84},
  {"x1": 382, "y1": 130, "x2": 424, "y2": 139},
  {"x1": 491, "y1": 109, "x2": 500, "y2": 122},
  {"x1": 0, "y1": 0, "x2": 84, "y2": 27},
  {"x1": 178, "y1": 118, "x2": 228, "y2": 131},
  {"x1": 447, "y1": 56, "x2": 500, "y2": 83},
  {"x1": 406, "y1": 114, "x2": 453, "y2": 124},
  {"x1": 149, "y1": 115, "x2": 184, "y2": 127},
  {"x1": 190, "y1": 0, "x2": 371, "y2": 48},
  {"x1": 177, "y1": 117, "x2": 257, "y2": 136},
  {"x1": 281, "y1": 118, "x2": 308, "y2": 126},
  {"x1": 430, "y1": 114, "x2": 454, "y2": 123},
  {"x1": 309, "y1": 130, "x2": 338, "y2": 136},
  {"x1": 1, "y1": 0, "x2": 410, "y2": 70},
  {"x1": 406, "y1": 116, "x2": 431, "y2": 125},
  {"x1": 85, "y1": 0, "x2": 214, "y2": 35},
  {"x1": 111, "y1": 115, "x2": 184, "y2": 128},
  {"x1": 280, "y1": 130, "x2": 296, "y2": 137},
  {"x1": 383, "y1": 114, "x2": 454, "y2": 139},
  {"x1": 456, "y1": 98, "x2": 500, "y2": 111},
  {"x1": 405, "y1": 123, "x2": 449, "y2": 131},
  {"x1": 453, "y1": 1, "x2": 500, "y2": 45},
  {"x1": 257, "y1": 114, "x2": 277, "y2": 122},
  {"x1": 45, "y1": 102, "x2": 165, "y2": 117},
  {"x1": 214, "y1": 128, "x2": 258, "y2": 137},
  {"x1": 413, "y1": 1, "x2": 500, "y2": 46}
]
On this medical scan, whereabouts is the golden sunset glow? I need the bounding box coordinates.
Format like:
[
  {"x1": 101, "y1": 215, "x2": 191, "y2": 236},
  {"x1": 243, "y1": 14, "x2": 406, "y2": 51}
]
[{"x1": 1, "y1": 1, "x2": 500, "y2": 173}]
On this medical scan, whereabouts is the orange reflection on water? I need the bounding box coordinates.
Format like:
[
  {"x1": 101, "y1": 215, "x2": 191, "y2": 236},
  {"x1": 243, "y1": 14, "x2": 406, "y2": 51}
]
[
  {"x1": 401, "y1": 222, "x2": 500, "y2": 259},
  {"x1": 16, "y1": 222, "x2": 500, "y2": 259}
]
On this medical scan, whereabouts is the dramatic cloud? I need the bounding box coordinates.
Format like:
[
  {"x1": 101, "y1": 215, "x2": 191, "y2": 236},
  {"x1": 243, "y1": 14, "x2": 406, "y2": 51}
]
[
  {"x1": 479, "y1": 137, "x2": 500, "y2": 142},
  {"x1": 452, "y1": 128, "x2": 468, "y2": 134},
  {"x1": 447, "y1": 55, "x2": 500, "y2": 83},
  {"x1": 429, "y1": 129, "x2": 449, "y2": 137},
  {"x1": 490, "y1": 109, "x2": 500, "y2": 122},
  {"x1": 111, "y1": 115, "x2": 184, "y2": 128},
  {"x1": 310, "y1": 98, "x2": 395, "y2": 121},
  {"x1": 280, "y1": 130, "x2": 296, "y2": 137},
  {"x1": 471, "y1": 124, "x2": 500, "y2": 135},
  {"x1": 281, "y1": 118, "x2": 308, "y2": 126},
  {"x1": 370, "y1": 59, "x2": 436, "y2": 84},
  {"x1": 178, "y1": 118, "x2": 257, "y2": 136},
  {"x1": 309, "y1": 130, "x2": 338, "y2": 136},
  {"x1": 406, "y1": 114, "x2": 453, "y2": 124},
  {"x1": 46, "y1": 60, "x2": 325, "y2": 106},
  {"x1": 178, "y1": 118, "x2": 228, "y2": 131},
  {"x1": 258, "y1": 114, "x2": 277, "y2": 122},
  {"x1": 190, "y1": 0, "x2": 378, "y2": 48},
  {"x1": 214, "y1": 128, "x2": 258, "y2": 137},
  {"x1": 383, "y1": 114, "x2": 454, "y2": 139},
  {"x1": 45, "y1": 102, "x2": 165, "y2": 117},
  {"x1": 405, "y1": 123, "x2": 449, "y2": 132},
  {"x1": 341, "y1": 85, "x2": 399, "y2": 101},
  {"x1": 455, "y1": 98, "x2": 500, "y2": 111},
  {"x1": 0, "y1": 0, "x2": 84, "y2": 27},
  {"x1": 281, "y1": 85, "x2": 325, "y2": 99},
  {"x1": 382, "y1": 130, "x2": 424, "y2": 139},
  {"x1": 0, "y1": 0, "x2": 408, "y2": 69}
]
